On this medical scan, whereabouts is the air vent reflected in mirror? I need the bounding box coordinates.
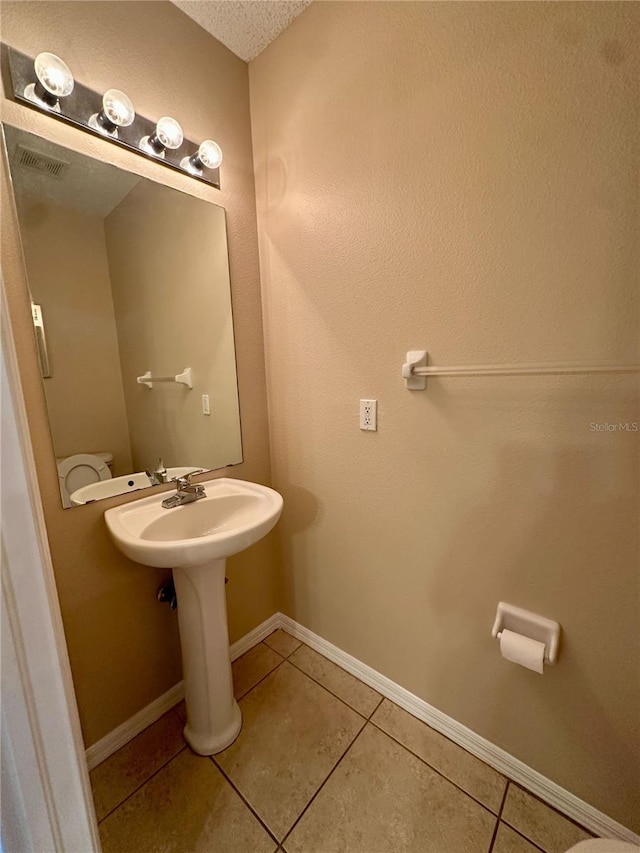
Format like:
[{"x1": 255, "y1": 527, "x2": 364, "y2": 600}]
[{"x1": 17, "y1": 145, "x2": 69, "y2": 179}]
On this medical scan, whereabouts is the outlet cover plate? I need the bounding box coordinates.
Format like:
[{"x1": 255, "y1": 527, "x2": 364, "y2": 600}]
[{"x1": 360, "y1": 399, "x2": 377, "y2": 431}]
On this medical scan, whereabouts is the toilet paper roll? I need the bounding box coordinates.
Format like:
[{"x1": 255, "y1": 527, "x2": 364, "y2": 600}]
[{"x1": 499, "y1": 629, "x2": 545, "y2": 674}]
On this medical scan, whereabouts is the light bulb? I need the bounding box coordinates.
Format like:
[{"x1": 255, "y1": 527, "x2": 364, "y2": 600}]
[
  {"x1": 197, "y1": 140, "x2": 223, "y2": 169},
  {"x1": 156, "y1": 117, "x2": 183, "y2": 149},
  {"x1": 180, "y1": 139, "x2": 223, "y2": 175},
  {"x1": 140, "y1": 116, "x2": 183, "y2": 159},
  {"x1": 103, "y1": 89, "x2": 135, "y2": 127},
  {"x1": 35, "y1": 53, "x2": 74, "y2": 97},
  {"x1": 89, "y1": 89, "x2": 135, "y2": 138},
  {"x1": 24, "y1": 52, "x2": 74, "y2": 111}
]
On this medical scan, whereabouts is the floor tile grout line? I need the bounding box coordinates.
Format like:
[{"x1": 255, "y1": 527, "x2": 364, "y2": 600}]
[
  {"x1": 195, "y1": 649, "x2": 585, "y2": 844},
  {"x1": 371, "y1": 690, "x2": 521, "y2": 784},
  {"x1": 158, "y1": 649, "x2": 368, "y2": 845},
  {"x1": 280, "y1": 641, "x2": 548, "y2": 820},
  {"x1": 282, "y1": 642, "x2": 537, "y2": 825},
  {"x1": 212, "y1": 640, "x2": 588, "y2": 843},
  {"x1": 210, "y1": 755, "x2": 281, "y2": 847},
  {"x1": 367, "y1": 694, "x2": 385, "y2": 720},
  {"x1": 226, "y1": 652, "x2": 372, "y2": 846},
  {"x1": 500, "y1": 783, "x2": 561, "y2": 853},
  {"x1": 263, "y1": 631, "x2": 302, "y2": 659},
  {"x1": 283, "y1": 639, "x2": 585, "y2": 830},
  {"x1": 96, "y1": 744, "x2": 188, "y2": 825},
  {"x1": 287, "y1": 644, "x2": 384, "y2": 719},
  {"x1": 284, "y1": 655, "x2": 373, "y2": 722},
  {"x1": 236, "y1": 640, "x2": 286, "y2": 670},
  {"x1": 279, "y1": 719, "x2": 369, "y2": 850},
  {"x1": 486, "y1": 778, "x2": 510, "y2": 852},
  {"x1": 498, "y1": 782, "x2": 510, "y2": 817},
  {"x1": 97, "y1": 636, "x2": 597, "y2": 849},
  {"x1": 236, "y1": 639, "x2": 285, "y2": 665},
  {"x1": 237, "y1": 637, "x2": 378, "y2": 725},
  {"x1": 506, "y1": 781, "x2": 595, "y2": 838},
  {"x1": 234, "y1": 652, "x2": 287, "y2": 702},
  {"x1": 238, "y1": 645, "x2": 507, "y2": 824},
  {"x1": 486, "y1": 815, "x2": 500, "y2": 853},
  {"x1": 501, "y1": 822, "x2": 548, "y2": 853},
  {"x1": 367, "y1": 716, "x2": 503, "y2": 818}
]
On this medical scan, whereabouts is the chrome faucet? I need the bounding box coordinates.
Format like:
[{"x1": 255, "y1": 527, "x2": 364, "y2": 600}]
[
  {"x1": 161, "y1": 473, "x2": 206, "y2": 509},
  {"x1": 146, "y1": 458, "x2": 168, "y2": 485}
]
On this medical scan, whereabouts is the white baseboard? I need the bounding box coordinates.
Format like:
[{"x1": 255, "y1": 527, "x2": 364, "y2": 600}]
[
  {"x1": 278, "y1": 614, "x2": 640, "y2": 845},
  {"x1": 85, "y1": 681, "x2": 185, "y2": 770},
  {"x1": 85, "y1": 611, "x2": 639, "y2": 844},
  {"x1": 229, "y1": 612, "x2": 281, "y2": 661}
]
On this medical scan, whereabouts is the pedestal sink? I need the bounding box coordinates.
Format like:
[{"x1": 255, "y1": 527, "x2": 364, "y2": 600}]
[{"x1": 104, "y1": 477, "x2": 283, "y2": 755}]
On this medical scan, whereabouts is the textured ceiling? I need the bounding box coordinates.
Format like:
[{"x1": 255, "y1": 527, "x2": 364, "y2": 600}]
[
  {"x1": 5, "y1": 126, "x2": 139, "y2": 218},
  {"x1": 172, "y1": 0, "x2": 312, "y2": 62}
]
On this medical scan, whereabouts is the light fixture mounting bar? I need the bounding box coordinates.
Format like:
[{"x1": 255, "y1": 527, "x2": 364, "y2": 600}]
[{"x1": 3, "y1": 45, "x2": 220, "y2": 189}]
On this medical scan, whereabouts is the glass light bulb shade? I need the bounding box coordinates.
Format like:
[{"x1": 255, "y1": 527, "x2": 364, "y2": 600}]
[
  {"x1": 156, "y1": 116, "x2": 183, "y2": 150},
  {"x1": 198, "y1": 140, "x2": 223, "y2": 169},
  {"x1": 102, "y1": 89, "x2": 135, "y2": 127},
  {"x1": 34, "y1": 52, "x2": 74, "y2": 97}
]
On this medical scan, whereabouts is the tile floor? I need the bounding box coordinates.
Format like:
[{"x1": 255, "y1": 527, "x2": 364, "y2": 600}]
[{"x1": 92, "y1": 629, "x2": 594, "y2": 853}]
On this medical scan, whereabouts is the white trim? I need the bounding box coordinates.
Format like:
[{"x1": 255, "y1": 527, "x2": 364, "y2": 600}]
[
  {"x1": 85, "y1": 612, "x2": 282, "y2": 770},
  {"x1": 230, "y1": 612, "x2": 282, "y2": 660},
  {"x1": 1, "y1": 278, "x2": 100, "y2": 852},
  {"x1": 278, "y1": 614, "x2": 640, "y2": 845},
  {"x1": 84, "y1": 610, "x2": 640, "y2": 844},
  {"x1": 85, "y1": 682, "x2": 186, "y2": 770}
]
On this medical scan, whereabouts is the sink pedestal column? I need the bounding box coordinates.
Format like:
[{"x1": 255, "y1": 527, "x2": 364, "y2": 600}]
[{"x1": 172, "y1": 559, "x2": 242, "y2": 755}]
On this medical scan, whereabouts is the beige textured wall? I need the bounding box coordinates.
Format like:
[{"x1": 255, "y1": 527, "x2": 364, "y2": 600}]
[
  {"x1": 1, "y1": 0, "x2": 278, "y2": 747},
  {"x1": 18, "y1": 201, "x2": 133, "y2": 475},
  {"x1": 250, "y1": 1, "x2": 640, "y2": 831},
  {"x1": 105, "y1": 181, "x2": 242, "y2": 473}
]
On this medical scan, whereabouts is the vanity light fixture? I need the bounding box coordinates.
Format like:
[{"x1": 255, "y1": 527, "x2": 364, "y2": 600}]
[
  {"x1": 23, "y1": 52, "x2": 74, "y2": 112},
  {"x1": 181, "y1": 140, "x2": 223, "y2": 176},
  {"x1": 88, "y1": 89, "x2": 135, "y2": 138},
  {"x1": 7, "y1": 46, "x2": 221, "y2": 188},
  {"x1": 140, "y1": 116, "x2": 184, "y2": 159}
]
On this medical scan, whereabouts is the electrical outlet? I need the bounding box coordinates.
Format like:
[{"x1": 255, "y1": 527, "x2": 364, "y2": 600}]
[{"x1": 360, "y1": 399, "x2": 377, "y2": 431}]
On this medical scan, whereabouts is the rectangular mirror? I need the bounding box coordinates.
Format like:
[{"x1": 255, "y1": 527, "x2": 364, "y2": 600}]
[{"x1": 3, "y1": 124, "x2": 242, "y2": 508}]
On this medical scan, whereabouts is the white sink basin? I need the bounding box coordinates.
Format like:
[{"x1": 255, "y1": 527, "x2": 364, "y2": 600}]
[
  {"x1": 70, "y1": 466, "x2": 202, "y2": 505},
  {"x1": 104, "y1": 477, "x2": 283, "y2": 756},
  {"x1": 104, "y1": 477, "x2": 282, "y2": 566}
]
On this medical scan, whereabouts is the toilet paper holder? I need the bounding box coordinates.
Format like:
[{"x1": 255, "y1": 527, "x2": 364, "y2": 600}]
[{"x1": 491, "y1": 602, "x2": 561, "y2": 665}]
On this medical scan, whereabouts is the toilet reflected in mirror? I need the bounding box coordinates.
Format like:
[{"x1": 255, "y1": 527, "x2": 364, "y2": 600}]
[{"x1": 57, "y1": 452, "x2": 113, "y2": 508}]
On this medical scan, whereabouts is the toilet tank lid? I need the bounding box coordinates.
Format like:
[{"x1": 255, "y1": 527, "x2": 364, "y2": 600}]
[{"x1": 56, "y1": 451, "x2": 113, "y2": 465}]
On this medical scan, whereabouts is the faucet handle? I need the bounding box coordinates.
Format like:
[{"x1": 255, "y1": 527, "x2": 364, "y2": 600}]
[{"x1": 176, "y1": 470, "x2": 204, "y2": 490}]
